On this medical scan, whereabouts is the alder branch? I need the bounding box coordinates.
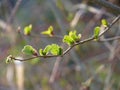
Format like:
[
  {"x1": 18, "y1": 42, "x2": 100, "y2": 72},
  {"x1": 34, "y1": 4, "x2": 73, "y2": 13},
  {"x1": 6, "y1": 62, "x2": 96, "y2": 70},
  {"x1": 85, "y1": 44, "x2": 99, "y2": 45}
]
[
  {"x1": 12, "y1": 55, "x2": 59, "y2": 61},
  {"x1": 10, "y1": 15, "x2": 120, "y2": 62}
]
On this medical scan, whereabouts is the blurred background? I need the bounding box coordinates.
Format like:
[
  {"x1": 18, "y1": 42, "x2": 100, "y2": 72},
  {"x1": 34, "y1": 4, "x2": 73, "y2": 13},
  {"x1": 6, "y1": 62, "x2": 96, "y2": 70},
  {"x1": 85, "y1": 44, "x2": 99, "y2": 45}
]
[{"x1": 0, "y1": 0, "x2": 120, "y2": 90}]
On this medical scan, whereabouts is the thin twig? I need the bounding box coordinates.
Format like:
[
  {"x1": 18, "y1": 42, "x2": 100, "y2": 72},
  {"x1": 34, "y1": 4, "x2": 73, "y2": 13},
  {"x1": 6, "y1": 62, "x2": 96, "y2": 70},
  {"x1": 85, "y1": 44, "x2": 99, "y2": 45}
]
[{"x1": 12, "y1": 55, "x2": 59, "y2": 61}]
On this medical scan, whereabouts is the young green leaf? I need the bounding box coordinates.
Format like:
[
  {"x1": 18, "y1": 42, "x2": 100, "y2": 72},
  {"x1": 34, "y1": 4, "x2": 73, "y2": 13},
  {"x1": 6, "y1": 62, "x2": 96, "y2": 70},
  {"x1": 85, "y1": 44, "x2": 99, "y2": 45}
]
[
  {"x1": 69, "y1": 31, "x2": 81, "y2": 42},
  {"x1": 48, "y1": 26, "x2": 53, "y2": 32},
  {"x1": 94, "y1": 26, "x2": 100, "y2": 39},
  {"x1": 41, "y1": 26, "x2": 54, "y2": 37},
  {"x1": 6, "y1": 55, "x2": 13, "y2": 64},
  {"x1": 24, "y1": 24, "x2": 32, "y2": 35},
  {"x1": 63, "y1": 35, "x2": 74, "y2": 46},
  {"x1": 22, "y1": 45, "x2": 38, "y2": 56},
  {"x1": 39, "y1": 49, "x2": 47, "y2": 56},
  {"x1": 39, "y1": 44, "x2": 63, "y2": 56},
  {"x1": 63, "y1": 30, "x2": 82, "y2": 46},
  {"x1": 44, "y1": 45, "x2": 52, "y2": 54},
  {"x1": 50, "y1": 44, "x2": 63, "y2": 55},
  {"x1": 39, "y1": 45, "x2": 51, "y2": 56},
  {"x1": 101, "y1": 19, "x2": 108, "y2": 27},
  {"x1": 69, "y1": 31, "x2": 77, "y2": 40}
]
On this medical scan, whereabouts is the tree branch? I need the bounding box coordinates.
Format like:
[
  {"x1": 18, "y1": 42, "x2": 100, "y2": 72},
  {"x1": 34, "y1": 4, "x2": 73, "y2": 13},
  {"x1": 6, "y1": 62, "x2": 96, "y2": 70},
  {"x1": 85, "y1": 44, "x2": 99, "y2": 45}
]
[{"x1": 10, "y1": 15, "x2": 120, "y2": 62}]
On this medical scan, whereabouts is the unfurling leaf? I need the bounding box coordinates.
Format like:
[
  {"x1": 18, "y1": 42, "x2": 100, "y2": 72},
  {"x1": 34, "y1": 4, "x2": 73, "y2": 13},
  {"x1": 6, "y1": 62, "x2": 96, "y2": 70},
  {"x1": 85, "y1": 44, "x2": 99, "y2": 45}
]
[
  {"x1": 44, "y1": 45, "x2": 52, "y2": 54},
  {"x1": 63, "y1": 35, "x2": 74, "y2": 46},
  {"x1": 50, "y1": 44, "x2": 63, "y2": 55},
  {"x1": 24, "y1": 24, "x2": 32, "y2": 35},
  {"x1": 101, "y1": 19, "x2": 108, "y2": 27},
  {"x1": 6, "y1": 55, "x2": 13, "y2": 63},
  {"x1": 22, "y1": 45, "x2": 38, "y2": 56},
  {"x1": 94, "y1": 26, "x2": 100, "y2": 39},
  {"x1": 41, "y1": 26, "x2": 54, "y2": 37},
  {"x1": 39, "y1": 44, "x2": 63, "y2": 56},
  {"x1": 69, "y1": 31, "x2": 81, "y2": 42},
  {"x1": 39, "y1": 49, "x2": 47, "y2": 56},
  {"x1": 39, "y1": 45, "x2": 52, "y2": 56},
  {"x1": 63, "y1": 30, "x2": 81, "y2": 46}
]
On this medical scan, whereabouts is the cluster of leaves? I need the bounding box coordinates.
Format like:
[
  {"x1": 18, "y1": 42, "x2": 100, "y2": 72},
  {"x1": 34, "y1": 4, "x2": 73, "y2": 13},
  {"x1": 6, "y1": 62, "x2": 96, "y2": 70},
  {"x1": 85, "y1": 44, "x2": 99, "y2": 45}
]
[
  {"x1": 63, "y1": 31, "x2": 81, "y2": 46},
  {"x1": 39, "y1": 44, "x2": 63, "y2": 56},
  {"x1": 93, "y1": 19, "x2": 108, "y2": 40},
  {"x1": 22, "y1": 44, "x2": 63, "y2": 57}
]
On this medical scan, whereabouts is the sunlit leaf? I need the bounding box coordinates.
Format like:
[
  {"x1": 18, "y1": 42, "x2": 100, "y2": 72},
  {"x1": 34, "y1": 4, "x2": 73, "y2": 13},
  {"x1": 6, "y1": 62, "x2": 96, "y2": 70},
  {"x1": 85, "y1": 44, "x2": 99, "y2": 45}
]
[
  {"x1": 22, "y1": 45, "x2": 38, "y2": 56},
  {"x1": 94, "y1": 26, "x2": 100, "y2": 39},
  {"x1": 69, "y1": 31, "x2": 78, "y2": 40},
  {"x1": 24, "y1": 24, "x2": 32, "y2": 35},
  {"x1": 101, "y1": 19, "x2": 108, "y2": 27},
  {"x1": 63, "y1": 35, "x2": 74, "y2": 46},
  {"x1": 39, "y1": 49, "x2": 46, "y2": 56},
  {"x1": 50, "y1": 44, "x2": 58, "y2": 55},
  {"x1": 63, "y1": 30, "x2": 82, "y2": 45},
  {"x1": 69, "y1": 31, "x2": 81, "y2": 42},
  {"x1": 44, "y1": 45, "x2": 52, "y2": 54},
  {"x1": 39, "y1": 45, "x2": 51, "y2": 56},
  {"x1": 41, "y1": 26, "x2": 54, "y2": 37},
  {"x1": 39, "y1": 44, "x2": 63, "y2": 56},
  {"x1": 48, "y1": 26, "x2": 53, "y2": 32},
  {"x1": 50, "y1": 44, "x2": 63, "y2": 55}
]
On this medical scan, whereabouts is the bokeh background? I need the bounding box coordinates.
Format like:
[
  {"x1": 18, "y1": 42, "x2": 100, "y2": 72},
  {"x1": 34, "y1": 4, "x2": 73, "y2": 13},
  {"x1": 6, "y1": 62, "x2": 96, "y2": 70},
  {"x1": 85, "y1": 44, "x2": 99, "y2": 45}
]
[{"x1": 0, "y1": 0, "x2": 120, "y2": 90}]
